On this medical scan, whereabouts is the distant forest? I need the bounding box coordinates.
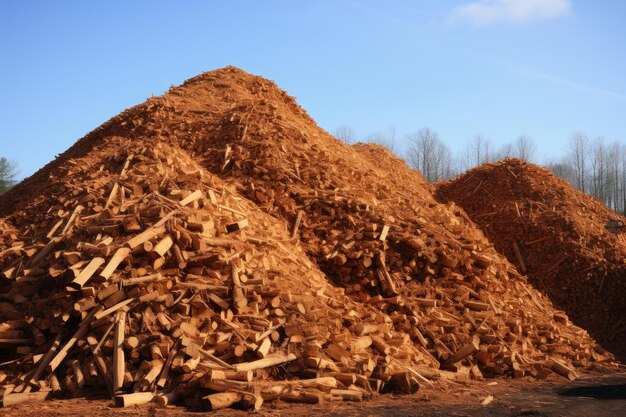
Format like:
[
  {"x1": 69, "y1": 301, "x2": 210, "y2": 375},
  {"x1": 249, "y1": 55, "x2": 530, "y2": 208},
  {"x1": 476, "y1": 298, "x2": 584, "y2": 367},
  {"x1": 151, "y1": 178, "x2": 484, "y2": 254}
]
[{"x1": 335, "y1": 126, "x2": 626, "y2": 216}]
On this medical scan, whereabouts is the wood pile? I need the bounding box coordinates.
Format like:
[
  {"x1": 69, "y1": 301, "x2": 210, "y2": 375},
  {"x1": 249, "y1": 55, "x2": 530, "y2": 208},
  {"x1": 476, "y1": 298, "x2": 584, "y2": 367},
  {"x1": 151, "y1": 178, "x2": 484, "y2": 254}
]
[
  {"x1": 0, "y1": 140, "x2": 433, "y2": 409},
  {"x1": 436, "y1": 159, "x2": 626, "y2": 358},
  {"x1": 0, "y1": 67, "x2": 618, "y2": 410}
]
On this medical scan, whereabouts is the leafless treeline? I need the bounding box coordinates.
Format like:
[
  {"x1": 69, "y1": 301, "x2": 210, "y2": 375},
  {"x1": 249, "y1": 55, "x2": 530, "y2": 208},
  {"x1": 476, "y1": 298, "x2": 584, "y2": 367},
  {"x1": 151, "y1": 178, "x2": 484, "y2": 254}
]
[
  {"x1": 334, "y1": 125, "x2": 538, "y2": 182},
  {"x1": 546, "y1": 133, "x2": 626, "y2": 215},
  {"x1": 334, "y1": 126, "x2": 626, "y2": 215}
]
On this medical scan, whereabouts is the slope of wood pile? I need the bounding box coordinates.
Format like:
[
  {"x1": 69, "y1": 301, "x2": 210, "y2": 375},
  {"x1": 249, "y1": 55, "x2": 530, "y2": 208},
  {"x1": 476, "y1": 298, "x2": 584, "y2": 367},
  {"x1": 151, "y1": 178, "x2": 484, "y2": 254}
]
[
  {"x1": 0, "y1": 67, "x2": 618, "y2": 410},
  {"x1": 436, "y1": 159, "x2": 626, "y2": 358}
]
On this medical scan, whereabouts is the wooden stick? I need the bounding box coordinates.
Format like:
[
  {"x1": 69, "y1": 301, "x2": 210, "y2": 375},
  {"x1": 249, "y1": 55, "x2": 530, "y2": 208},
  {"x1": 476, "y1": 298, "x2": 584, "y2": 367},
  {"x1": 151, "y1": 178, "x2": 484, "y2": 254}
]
[
  {"x1": 256, "y1": 338, "x2": 271, "y2": 358},
  {"x1": 464, "y1": 301, "x2": 490, "y2": 311},
  {"x1": 179, "y1": 190, "x2": 202, "y2": 206},
  {"x1": 91, "y1": 321, "x2": 115, "y2": 395},
  {"x1": 291, "y1": 211, "x2": 304, "y2": 239},
  {"x1": 198, "y1": 348, "x2": 235, "y2": 370},
  {"x1": 100, "y1": 247, "x2": 130, "y2": 279},
  {"x1": 153, "y1": 389, "x2": 179, "y2": 407},
  {"x1": 114, "y1": 392, "x2": 154, "y2": 408},
  {"x1": 104, "y1": 183, "x2": 119, "y2": 209},
  {"x1": 203, "y1": 392, "x2": 242, "y2": 411},
  {"x1": 156, "y1": 342, "x2": 179, "y2": 389},
  {"x1": 512, "y1": 241, "x2": 527, "y2": 274},
  {"x1": 47, "y1": 307, "x2": 101, "y2": 373},
  {"x1": 27, "y1": 333, "x2": 62, "y2": 386},
  {"x1": 69, "y1": 257, "x2": 105, "y2": 289},
  {"x1": 407, "y1": 367, "x2": 435, "y2": 387},
  {"x1": 1, "y1": 391, "x2": 50, "y2": 408},
  {"x1": 140, "y1": 359, "x2": 164, "y2": 390},
  {"x1": 551, "y1": 359, "x2": 576, "y2": 380},
  {"x1": 445, "y1": 335, "x2": 480, "y2": 366},
  {"x1": 70, "y1": 359, "x2": 85, "y2": 387},
  {"x1": 61, "y1": 205, "x2": 84, "y2": 235},
  {"x1": 375, "y1": 254, "x2": 398, "y2": 296},
  {"x1": 234, "y1": 353, "x2": 297, "y2": 372},
  {"x1": 153, "y1": 209, "x2": 179, "y2": 228},
  {"x1": 46, "y1": 219, "x2": 64, "y2": 239},
  {"x1": 231, "y1": 263, "x2": 247, "y2": 313},
  {"x1": 126, "y1": 225, "x2": 166, "y2": 249},
  {"x1": 0, "y1": 338, "x2": 34, "y2": 344},
  {"x1": 172, "y1": 243, "x2": 187, "y2": 269},
  {"x1": 331, "y1": 389, "x2": 363, "y2": 401},
  {"x1": 254, "y1": 324, "x2": 282, "y2": 343},
  {"x1": 526, "y1": 236, "x2": 551, "y2": 246},
  {"x1": 152, "y1": 235, "x2": 173, "y2": 257},
  {"x1": 29, "y1": 237, "x2": 61, "y2": 267},
  {"x1": 121, "y1": 274, "x2": 163, "y2": 287},
  {"x1": 94, "y1": 298, "x2": 134, "y2": 320},
  {"x1": 112, "y1": 310, "x2": 126, "y2": 392},
  {"x1": 49, "y1": 373, "x2": 61, "y2": 393},
  {"x1": 217, "y1": 204, "x2": 246, "y2": 216}
]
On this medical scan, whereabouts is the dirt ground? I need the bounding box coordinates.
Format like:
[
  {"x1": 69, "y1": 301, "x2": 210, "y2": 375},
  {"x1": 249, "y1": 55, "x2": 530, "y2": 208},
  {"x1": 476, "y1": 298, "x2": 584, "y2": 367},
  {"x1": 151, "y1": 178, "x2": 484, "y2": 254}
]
[{"x1": 2, "y1": 371, "x2": 625, "y2": 417}]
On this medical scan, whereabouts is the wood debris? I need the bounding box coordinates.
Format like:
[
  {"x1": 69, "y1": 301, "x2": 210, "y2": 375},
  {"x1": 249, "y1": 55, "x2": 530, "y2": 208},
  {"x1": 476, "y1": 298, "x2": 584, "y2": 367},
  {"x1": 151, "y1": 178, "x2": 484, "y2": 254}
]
[
  {"x1": 437, "y1": 159, "x2": 626, "y2": 357},
  {"x1": 0, "y1": 68, "x2": 618, "y2": 412}
]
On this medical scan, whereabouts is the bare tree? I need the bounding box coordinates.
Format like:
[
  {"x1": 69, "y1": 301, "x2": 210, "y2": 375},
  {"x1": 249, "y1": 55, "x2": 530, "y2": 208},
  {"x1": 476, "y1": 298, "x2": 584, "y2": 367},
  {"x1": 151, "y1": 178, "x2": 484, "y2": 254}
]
[
  {"x1": 620, "y1": 145, "x2": 626, "y2": 215},
  {"x1": 435, "y1": 143, "x2": 456, "y2": 180},
  {"x1": 334, "y1": 125, "x2": 357, "y2": 144},
  {"x1": 607, "y1": 142, "x2": 622, "y2": 212},
  {"x1": 546, "y1": 158, "x2": 576, "y2": 182},
  {"x1": 0, "y1": 157, "x2": 18, "y2": 194},
  {"x1": 590, "y1": 136, "x2": 606, "y2": 201},
  {"x1": 550, "y1": 133, "x2": 626, "y2": 215},
  {"x1": 462, "y1": 134, "x2": 494, "y2": 170},
  {"x1": 365, "y1": 126, "x2": 399, "y2": 154},
  {"x1": 495, "y1": 142, "x2": 514, "y2": 160},
  {"x1": 406, "y1": 128, "x2": 455, "y2": 182},
  {"x1": 567, "y1": 131, "x2": 588, "y2": 193},
  {"x1": 513, "y1": 135, "x2": 537, "y2": 162}
]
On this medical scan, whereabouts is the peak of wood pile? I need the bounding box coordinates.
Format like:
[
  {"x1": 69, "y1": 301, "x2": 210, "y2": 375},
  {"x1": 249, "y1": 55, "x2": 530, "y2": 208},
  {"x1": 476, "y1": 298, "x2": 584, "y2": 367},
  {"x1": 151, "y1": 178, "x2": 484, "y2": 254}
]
[
  {"x1": 0, "y1": 68, "x2": 618, "y2": 410},
  {"x1": 436, "y1": 158, "x2": 626, "y2": 358}
]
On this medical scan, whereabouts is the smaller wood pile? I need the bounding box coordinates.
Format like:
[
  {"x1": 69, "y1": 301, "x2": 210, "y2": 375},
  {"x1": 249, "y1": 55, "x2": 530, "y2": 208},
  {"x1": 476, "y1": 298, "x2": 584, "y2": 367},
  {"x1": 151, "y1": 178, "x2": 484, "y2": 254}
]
[{"x1": 436, "y1": 158, "x2": 626, "y2": 357}]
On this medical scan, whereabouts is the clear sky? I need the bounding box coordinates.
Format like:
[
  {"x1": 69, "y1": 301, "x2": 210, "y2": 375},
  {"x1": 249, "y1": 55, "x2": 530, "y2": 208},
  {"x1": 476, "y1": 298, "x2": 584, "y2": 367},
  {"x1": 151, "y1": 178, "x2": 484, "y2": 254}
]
[{"x1": 1, "y1": 1, "x2": 625, "y2": 179}]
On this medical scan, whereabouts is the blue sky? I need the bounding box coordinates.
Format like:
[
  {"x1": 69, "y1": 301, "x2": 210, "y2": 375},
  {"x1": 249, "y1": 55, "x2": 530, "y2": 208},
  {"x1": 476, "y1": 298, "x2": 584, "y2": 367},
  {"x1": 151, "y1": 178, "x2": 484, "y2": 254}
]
[{"x1": 1, "y1": 1, "x2": 625, "y2": 178}]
